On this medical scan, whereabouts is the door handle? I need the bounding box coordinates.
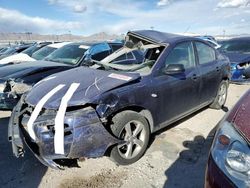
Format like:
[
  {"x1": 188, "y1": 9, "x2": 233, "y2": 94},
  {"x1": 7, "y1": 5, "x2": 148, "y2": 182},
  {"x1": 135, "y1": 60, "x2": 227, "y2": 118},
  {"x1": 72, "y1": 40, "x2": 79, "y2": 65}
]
[{"x1": 191, "y1": 74, "x2": 199, "y2": 80}]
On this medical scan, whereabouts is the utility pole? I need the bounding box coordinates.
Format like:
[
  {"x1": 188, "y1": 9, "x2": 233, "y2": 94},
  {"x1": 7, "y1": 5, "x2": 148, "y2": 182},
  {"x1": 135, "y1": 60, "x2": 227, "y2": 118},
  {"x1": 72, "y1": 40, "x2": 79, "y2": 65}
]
[
  {"x1": 25, "y1": 31, "x2": 32, "y2": 42},
  {"x1": 68, "y1": 30, "x2": 71, "y2": 41},
  {"x1": 223, "y1": 29, "x2": 226, "y2": 39}
]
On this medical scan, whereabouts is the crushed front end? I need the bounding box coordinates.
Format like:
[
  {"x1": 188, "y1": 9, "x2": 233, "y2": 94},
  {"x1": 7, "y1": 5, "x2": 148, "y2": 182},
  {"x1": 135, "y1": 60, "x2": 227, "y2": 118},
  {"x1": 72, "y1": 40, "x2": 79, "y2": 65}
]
[{"x1": 8, "y1": 97, "x2": 122, "y2": 169}]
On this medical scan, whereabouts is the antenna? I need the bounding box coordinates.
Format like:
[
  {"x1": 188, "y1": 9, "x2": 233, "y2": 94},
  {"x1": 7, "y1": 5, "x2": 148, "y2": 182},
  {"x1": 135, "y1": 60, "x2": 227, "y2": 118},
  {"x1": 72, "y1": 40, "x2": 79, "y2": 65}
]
[{"x1": 184, "y1": 25, "x2": 191, "y2": 34}]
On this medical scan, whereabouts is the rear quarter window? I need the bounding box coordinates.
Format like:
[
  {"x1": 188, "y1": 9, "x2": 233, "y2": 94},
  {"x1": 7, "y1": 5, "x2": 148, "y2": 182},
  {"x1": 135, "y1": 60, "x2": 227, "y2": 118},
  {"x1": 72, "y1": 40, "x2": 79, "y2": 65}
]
[{"x1": 195, "y1": 42, "x2": 216, "y2": 64}]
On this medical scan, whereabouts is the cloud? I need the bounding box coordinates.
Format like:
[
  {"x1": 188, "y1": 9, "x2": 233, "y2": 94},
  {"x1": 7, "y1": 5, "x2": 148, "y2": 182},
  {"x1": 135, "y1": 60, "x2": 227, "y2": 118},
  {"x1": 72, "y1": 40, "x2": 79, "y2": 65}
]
[
  {"x1": 36, "y1": 1, "x2": 250, "y2": 35},
  {"x1": 103, "y1": 20, "x2": 137, "y2": 34},
  {"x1": 0, "y1": 7, "x2": 84, "y2": 34},
  {"x1": 2, "y1": 0, "x2": 250, "y2": 35},
  {"x1": 73, "y1": 5, "x2": 87, "y2": 13},
  {"x1": 99, "y1": 0, "x2": 250, "y2": 35},
  {"x1": 48, "y1": 0, "x2": 89, "y2": 14},
  {"x1": 156, "y1": 0, "x2": 195, "y2": 7},
  {"x1": 47, "y1": 0, "x2": 146, "y2": 17},
  {"x1": 217, "y1": 0, "x2": 250, "y2": 8},
  {"x1": 48, "y1": 0, "x2": 58, "y2": 5},
  {"x1": 157, "y1": 0, "x2": 170, "y2": 7}
]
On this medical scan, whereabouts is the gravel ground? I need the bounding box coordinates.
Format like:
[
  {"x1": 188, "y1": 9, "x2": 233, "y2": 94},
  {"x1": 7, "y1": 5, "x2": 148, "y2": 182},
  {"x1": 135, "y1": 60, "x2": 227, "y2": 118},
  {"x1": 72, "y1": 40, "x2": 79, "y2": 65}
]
[{"x1": 0, "y1": 84, "x2": 249, "y2": 188}]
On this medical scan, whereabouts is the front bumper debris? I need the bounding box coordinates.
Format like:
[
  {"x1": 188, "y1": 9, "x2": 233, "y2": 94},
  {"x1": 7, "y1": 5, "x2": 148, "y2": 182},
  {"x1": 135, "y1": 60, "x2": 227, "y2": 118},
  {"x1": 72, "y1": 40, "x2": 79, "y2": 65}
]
[{"x1": 8, "y1": 100, "x2": 122, "y2": 169}]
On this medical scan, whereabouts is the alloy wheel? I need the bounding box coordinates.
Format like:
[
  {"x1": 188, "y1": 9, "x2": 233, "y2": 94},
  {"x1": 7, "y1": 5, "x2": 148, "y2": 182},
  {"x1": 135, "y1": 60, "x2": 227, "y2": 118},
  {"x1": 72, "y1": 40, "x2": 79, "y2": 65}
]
[
  {"x1": 218, "y1": 83, "x2": 227, "y2": 106},
  {"x1": 117, "y1": 120, "x2": 147, "y2": 159}
]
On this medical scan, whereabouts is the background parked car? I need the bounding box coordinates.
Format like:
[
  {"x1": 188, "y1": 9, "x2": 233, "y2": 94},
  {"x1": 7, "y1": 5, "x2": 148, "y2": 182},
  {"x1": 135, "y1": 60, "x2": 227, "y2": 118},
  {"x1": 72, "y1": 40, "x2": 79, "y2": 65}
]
[
  {"x1": 0, "y1": 45, "x2": 10, "y2": 53},
  {"x1": 0, "y1": 41, "x2": 142, "y2": 110},
  {"x1": 218, "y1": 37, "x2": 250, "y2": 84},
  {"x1": 31, "y1": 42, "x2": 72, "y2": 60},
  {"x1": 0, "y1": 44, "x2": 33, "y2": 59},
  {"x1": 8, "y1": 30, "x2": 230, "y2": 169},
  {"x1": 0, "y1": 42, "x2": 53, "y2": 65},
  {"x1": 205, "y1": 89, "x2": 250, "y2": 188}
]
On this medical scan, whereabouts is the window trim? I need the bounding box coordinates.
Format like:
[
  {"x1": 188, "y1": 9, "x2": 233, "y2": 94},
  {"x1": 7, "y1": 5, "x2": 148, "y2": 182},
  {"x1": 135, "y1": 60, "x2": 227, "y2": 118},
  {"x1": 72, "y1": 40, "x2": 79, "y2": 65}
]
[
  {"x1": 194, "y1": 41, "x2": 217, "y2": 65},
  {"x1": 163, "y1": 41, "x2": 197, "y2": 70}
]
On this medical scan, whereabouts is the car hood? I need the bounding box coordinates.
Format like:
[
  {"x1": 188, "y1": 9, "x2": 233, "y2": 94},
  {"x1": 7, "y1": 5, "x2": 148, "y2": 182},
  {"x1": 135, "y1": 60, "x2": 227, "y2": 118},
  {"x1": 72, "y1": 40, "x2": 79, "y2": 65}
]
[
  {"x1": 0, "y1": 60, "x2": 71, "y2": 80},
  {"x1": 0, "y1": 53, "x2": 35, "y2": 65},
  {"x1": 221, "y1": 51, "x2": 250, "y2": 63},
  {"x1": 25, "y1": 66, "x2": 140, "y2": 109},
  {"x1": 0, "y1": 54, "x2": 9, "y2": 60},
  {"x1": 232, "y1": 90, "x2": 250, "y2": 143}
]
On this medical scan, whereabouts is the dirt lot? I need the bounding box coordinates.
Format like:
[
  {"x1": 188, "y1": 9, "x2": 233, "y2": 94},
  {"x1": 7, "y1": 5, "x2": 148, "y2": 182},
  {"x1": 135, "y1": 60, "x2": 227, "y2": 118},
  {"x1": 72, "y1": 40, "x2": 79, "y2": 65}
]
[{"x1": 0, "y1": 84, "x2": 249, "y2": 188}]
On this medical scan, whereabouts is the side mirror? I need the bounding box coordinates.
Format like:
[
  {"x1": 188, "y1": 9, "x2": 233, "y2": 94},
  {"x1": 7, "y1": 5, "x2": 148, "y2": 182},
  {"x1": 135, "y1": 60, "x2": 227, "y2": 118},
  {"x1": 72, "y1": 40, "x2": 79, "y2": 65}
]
[{"x1": 163, "y1": 64, "x2": 185, "y2": 75}]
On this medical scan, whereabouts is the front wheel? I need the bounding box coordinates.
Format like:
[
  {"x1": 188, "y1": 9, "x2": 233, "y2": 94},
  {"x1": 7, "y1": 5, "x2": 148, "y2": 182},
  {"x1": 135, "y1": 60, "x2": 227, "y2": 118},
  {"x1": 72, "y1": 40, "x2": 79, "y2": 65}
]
[
  {"x1": 210, "y1": 80, "x2": 228, "y2": 109},
  {"x1": 110, "y1": 111, "x2": 150, "y2": 165}
]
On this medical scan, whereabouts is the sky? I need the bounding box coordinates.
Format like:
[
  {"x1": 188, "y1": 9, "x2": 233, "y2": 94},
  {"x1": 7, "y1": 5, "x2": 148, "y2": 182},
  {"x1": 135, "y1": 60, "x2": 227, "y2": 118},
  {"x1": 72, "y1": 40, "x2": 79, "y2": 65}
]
[{"x1": 0, "y1": 0, "x2": 250, "y2": 36}]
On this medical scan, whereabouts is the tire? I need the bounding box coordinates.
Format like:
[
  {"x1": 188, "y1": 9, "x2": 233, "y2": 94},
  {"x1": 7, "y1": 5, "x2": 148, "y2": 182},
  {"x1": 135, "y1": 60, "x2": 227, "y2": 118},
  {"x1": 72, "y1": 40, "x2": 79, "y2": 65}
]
[
  {"x1": 243, "y1": 67, "x2": 250, "y2": 78},
  {"x1": 110, "y1": 110, "x2": 150, "y2": 165},
  {"x1": 210, "y1": 80, "x2": 228, "y2": 109}
]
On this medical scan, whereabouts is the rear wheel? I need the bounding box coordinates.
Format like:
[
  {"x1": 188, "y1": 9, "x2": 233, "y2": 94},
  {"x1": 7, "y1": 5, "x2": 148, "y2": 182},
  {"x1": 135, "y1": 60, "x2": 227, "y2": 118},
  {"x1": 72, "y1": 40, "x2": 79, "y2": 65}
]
[
  {"x1": 110, "y1": 111, "x2": 150, "y2": 165},
  {"x1": 243, "y1": 67, "x2": 250, "y2": 78},
  {"x1": 210, "y1": 80, "x2": 228, "y2": 109}
]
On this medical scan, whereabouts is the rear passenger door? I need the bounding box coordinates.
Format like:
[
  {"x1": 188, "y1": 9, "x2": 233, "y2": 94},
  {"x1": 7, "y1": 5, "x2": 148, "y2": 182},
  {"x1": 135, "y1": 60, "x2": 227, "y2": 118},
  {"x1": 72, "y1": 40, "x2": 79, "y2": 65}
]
[{"x1": 194, "y1": 41, "x2": 221, "y2": 104}]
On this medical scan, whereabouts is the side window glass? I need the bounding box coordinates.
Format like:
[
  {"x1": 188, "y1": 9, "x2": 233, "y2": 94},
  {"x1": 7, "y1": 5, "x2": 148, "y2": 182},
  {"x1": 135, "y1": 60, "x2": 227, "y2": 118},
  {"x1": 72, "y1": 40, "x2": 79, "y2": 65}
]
[
  {"x1": 165, "y1": 42, "x2": 195, "y2": 69},
  {"x1": 195, "y1": 42, "x2": 216, "y2": 64},
  {"x1": 111, "y1": 44, "x2": 122, "y2": 52}
]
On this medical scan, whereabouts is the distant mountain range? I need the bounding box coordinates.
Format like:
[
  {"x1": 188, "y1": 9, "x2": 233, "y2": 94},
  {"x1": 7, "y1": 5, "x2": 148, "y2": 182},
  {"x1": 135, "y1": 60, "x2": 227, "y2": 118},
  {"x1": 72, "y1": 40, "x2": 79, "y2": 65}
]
[
  {"x1": 0, "y1": 31, "x2": 249, "y2": 44},
  {"x1": 0, "y1": 32, "x2": 123, "y2": 43}
]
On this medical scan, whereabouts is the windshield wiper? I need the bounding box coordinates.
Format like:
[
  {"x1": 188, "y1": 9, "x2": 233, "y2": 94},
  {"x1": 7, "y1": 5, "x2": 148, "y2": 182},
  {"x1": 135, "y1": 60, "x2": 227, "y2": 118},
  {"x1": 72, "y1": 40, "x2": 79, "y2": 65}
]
[
  {"x1": 44, "y1": 57, "x2": 52, "y2": 61},
  {"x1": 46, "y1": 58, "x2": 67, "y2": 64}
]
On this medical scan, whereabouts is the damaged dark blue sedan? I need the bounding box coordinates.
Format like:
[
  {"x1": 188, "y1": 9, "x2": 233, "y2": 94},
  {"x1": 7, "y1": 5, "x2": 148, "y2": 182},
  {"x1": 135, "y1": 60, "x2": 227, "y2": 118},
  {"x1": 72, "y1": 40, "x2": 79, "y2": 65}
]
[
  {"x1": 219, "y1": 37, "x2": 250, "y2": 84},
  {"x1": 9, "y1": 30, "x2": 231, "y2": 169}
]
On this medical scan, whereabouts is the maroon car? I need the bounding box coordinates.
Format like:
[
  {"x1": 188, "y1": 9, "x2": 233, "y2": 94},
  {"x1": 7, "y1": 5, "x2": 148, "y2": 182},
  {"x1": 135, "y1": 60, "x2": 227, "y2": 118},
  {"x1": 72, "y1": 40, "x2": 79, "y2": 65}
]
[{"x1": 205, "y1": 89, "x2": 250, "y2": 188}]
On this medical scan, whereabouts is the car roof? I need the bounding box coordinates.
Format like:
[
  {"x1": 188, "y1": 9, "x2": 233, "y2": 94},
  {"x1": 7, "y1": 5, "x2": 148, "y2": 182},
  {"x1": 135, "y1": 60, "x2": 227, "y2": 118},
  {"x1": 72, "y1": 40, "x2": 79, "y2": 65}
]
[
  {"x1": 48, "y1": 42, "x2": 72, "y2": 48},
  {"x1": 225, "y1": 36, "x2": 250, "y2": 41},
  {"x1": 128, "y1": 30, "x2": 195, "y2": 44}
]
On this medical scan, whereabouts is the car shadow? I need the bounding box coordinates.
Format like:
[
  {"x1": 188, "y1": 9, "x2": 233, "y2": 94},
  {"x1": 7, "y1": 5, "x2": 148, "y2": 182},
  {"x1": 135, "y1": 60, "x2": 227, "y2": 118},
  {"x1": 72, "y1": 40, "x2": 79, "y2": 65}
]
[
  {"x1": 0, "y1": 115, "x2": 47, "y2": 188},
  {"x1": 162, "y1": 125, "x2": 217, "y2": 188}
]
